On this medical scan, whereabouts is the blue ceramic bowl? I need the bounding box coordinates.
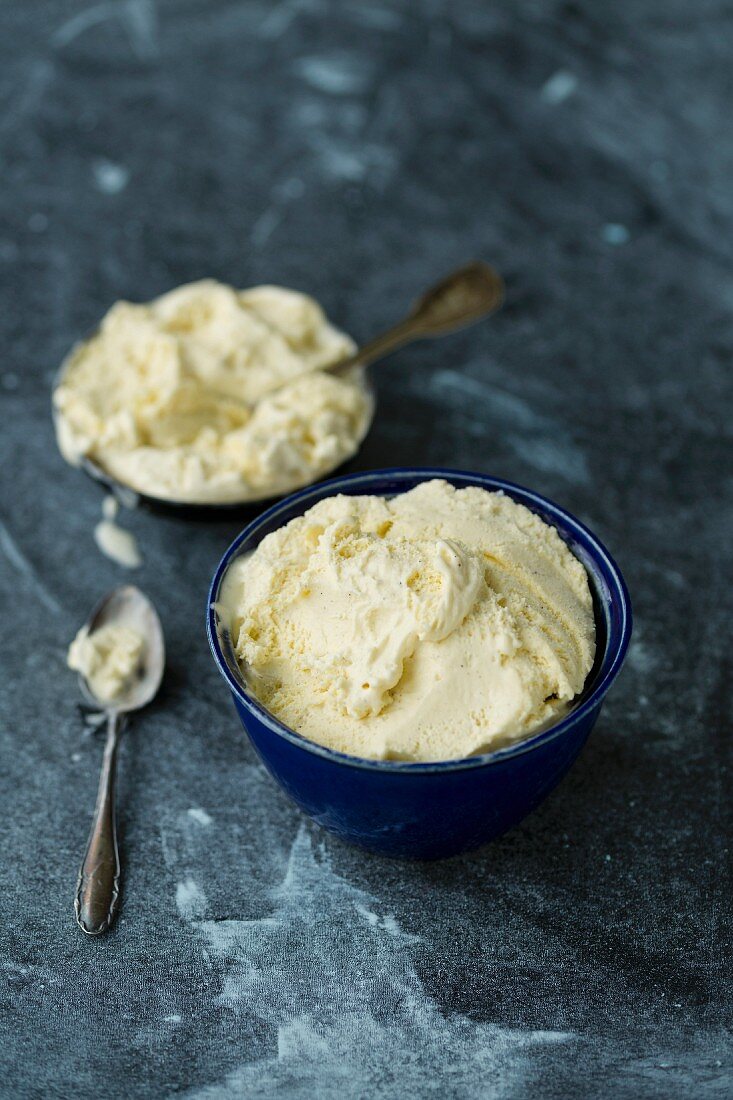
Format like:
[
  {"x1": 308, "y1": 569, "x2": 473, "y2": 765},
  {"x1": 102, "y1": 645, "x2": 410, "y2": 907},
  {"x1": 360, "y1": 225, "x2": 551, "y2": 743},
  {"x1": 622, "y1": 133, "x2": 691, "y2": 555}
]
[{"x1": 207, "y1": 469, "x2": 632, "y2": 859}]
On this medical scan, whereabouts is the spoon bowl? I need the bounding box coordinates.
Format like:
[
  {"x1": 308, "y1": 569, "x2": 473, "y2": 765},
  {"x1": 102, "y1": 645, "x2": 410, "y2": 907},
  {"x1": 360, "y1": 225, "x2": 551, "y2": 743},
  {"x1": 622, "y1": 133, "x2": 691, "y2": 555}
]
[{"x1": 79, "y1": 585, "x2": 165, "y2": 712}]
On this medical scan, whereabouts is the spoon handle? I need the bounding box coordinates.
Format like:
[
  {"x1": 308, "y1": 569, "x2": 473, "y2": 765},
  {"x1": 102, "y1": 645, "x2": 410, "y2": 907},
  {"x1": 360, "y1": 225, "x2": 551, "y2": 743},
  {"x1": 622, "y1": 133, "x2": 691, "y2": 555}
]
[
  {"x1": 330, "y1": 261, "x2": 505, "y2": 375},
  {"x1": 74, "y1": 711, "x2": 122, "y2": 936}
]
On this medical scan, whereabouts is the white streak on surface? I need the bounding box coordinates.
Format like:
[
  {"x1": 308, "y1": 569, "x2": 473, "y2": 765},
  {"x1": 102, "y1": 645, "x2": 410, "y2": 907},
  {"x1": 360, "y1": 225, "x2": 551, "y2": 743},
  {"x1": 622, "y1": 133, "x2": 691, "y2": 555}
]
[
  {"x1": 602, "y1": 223, "x2": 630, "y2": 246},
  {"x1": 251, "y1": 208, "x2": 282, "y2": 247},
  {"x1": 317, "y1": 147, "x2": 367, "y2": 181},
  {"x1": 0, "y1": 520, "x2": 62, "y2": 614},
  {"x1": 310, "y1": 136, "x2": 396, "y2": 185},
  {"x1": 296, "y1": 54, "x2": 371, "y2": 95},
  {"x1": 54, "y1": 0, "x2": 159, "y2": 61},
  {"x1": 540, "y1": 70, "x2": 578, "y2": 105},
  {"x1": 431, "y1": 370, "x2": 543, "y2": 428},
  {"x1": 355, "y1": 903, "x2": 414, "y2": 939},
  {"x1": 0, "y1": 61, "x2": 53, "y2": 145},
  {"x1": 176, "y1": 878, "x2": 208, "y2": 921},
  {"x1": 181, "y1": 825, "x2": 573, "y2": 1098},
  {"x1": 347, "y1": 4, "x2": 402, "y2": 30},
  {"x1": 627, "y1": 636, "x2": 658, "y2": 676},
  {"x1": 122, "y1": 0, "x2": 159, "y2": 60},
  {"x1": 187, "y1": 807, "x2": 213, "y2": 827},
  {"x1": 3, "y1": 958, "x2": 61, "y2": 986},
  {"x1": 54, "y1": 3, "x2": 118, "y2": 45},
  {"x1": 428, "y1": 370, "x2": 590, "y2": 484},
  {"x1": 92, "y1": 158, "x2": 130, "y2": 194}
]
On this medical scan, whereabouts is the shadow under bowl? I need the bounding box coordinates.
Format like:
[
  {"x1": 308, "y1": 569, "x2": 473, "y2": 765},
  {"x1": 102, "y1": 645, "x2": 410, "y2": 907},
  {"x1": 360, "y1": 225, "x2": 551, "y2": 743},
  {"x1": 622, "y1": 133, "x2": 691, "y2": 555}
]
[{"x1": 207, "y1": 468, "x2": 632, "y2": 860}]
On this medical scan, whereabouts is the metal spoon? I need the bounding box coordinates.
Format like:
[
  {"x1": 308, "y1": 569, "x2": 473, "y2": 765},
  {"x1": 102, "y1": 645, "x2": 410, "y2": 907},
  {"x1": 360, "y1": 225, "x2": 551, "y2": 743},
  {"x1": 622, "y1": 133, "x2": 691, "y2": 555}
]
[
  {"x1": 324, "y1": 260, "x2": 504, "y2": 379},
  {"x1": 244, "y1": 260, "x2": 505, "y2": 398},
  {"x1": 54, "y1": 261, "x2": 504, "y2": 512},
  {"x1": 73, "y1": 586, "x2": 165, "y2": 936}
]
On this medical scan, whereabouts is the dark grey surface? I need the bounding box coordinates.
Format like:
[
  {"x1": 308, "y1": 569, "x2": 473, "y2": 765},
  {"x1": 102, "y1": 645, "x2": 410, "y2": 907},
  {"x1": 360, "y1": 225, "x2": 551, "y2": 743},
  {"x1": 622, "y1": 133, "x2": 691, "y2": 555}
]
[{"x1": 1, "y1": 1, "x2": 731, "y2": 1097}]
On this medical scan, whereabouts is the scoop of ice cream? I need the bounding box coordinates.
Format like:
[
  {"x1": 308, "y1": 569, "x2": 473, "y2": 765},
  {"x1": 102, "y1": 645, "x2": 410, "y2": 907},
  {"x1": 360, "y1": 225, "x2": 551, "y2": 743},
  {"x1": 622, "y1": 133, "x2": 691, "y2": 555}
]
[
  {"x1": 219, "y1": 479, "x2": 596, "y2": 762},
  {"x1": 68, "y1": 624, "x2": 144, "y2": 704},
  {"x1": 53, "y1": 281, "x2": 373, "y2": 504}
]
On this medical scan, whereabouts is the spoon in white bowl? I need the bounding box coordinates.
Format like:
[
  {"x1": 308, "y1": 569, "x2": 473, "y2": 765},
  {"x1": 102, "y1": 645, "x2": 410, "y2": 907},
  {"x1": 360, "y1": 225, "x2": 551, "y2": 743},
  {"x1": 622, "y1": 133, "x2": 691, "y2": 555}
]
[
  {"x1": 324, "y1": 260, "x2": 505, "y2": 382},
  {"x1": 73, "y1": 586, "x2": 164, "y2": 935}
]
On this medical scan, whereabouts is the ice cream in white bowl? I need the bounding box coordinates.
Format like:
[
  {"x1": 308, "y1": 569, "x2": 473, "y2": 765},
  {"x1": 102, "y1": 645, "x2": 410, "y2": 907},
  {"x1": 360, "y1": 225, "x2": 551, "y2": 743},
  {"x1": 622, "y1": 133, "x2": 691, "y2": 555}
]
[{"x1": 53, "y1": 280, "x2": 373, "y2": 507}]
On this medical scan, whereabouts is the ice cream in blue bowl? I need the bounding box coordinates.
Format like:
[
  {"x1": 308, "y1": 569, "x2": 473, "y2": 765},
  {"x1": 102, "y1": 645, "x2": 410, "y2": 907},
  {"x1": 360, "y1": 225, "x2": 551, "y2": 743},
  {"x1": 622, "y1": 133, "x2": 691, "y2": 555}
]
[{"x1": 207, "y1": 468, "x2": 631, "y2": 859}]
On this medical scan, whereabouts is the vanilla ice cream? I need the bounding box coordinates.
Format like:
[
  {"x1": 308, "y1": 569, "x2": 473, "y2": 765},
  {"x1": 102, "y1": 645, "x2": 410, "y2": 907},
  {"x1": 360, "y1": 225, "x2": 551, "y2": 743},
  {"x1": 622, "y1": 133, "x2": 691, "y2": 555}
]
[
  {"x1": 53, "y1": 280, "x2": 373, "y2": 504},
  {"x1": 68, "y1": 624, "x2": 144, "y2": 704},
  {"x1": 218, "y1": 479, "x2": 596, "y2": 762}
]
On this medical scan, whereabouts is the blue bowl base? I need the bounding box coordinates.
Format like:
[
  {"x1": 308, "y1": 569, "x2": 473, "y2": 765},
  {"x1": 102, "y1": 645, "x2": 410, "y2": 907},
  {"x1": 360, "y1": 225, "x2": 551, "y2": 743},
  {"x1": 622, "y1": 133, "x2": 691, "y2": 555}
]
[{"x1": 236, "y1": 694, "x2": 601, "y2": 860}]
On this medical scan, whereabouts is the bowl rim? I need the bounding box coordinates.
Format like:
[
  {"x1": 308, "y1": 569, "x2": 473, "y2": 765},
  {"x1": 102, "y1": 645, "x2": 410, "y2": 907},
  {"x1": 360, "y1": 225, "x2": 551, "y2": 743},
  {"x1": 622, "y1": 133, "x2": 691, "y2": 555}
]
[{"x1": 207, "y1": 467, "x2": 632, "y2": 774}]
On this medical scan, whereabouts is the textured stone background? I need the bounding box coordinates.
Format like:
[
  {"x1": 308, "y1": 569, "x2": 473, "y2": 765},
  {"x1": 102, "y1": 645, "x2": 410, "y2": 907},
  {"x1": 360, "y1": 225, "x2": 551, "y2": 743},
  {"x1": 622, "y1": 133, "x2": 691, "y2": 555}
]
[{"x1": 1, "y1": 1, "x2": 731, "y2": 1097}]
